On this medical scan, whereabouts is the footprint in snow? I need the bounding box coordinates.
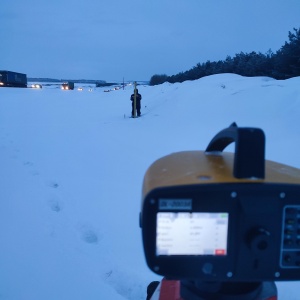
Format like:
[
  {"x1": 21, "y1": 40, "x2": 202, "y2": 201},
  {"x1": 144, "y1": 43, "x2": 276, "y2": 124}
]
[
  {"x1": 47, "y1": 194, "x2": 63, "y2": 213},
  {"x1": 23, "y1": 161, "x2": 40, "y2": 176},
  {"x1": 77, "y1": 223, "x2": 100, "y2": 244},
  {"x1": 45, "y1": 180, "x2": 60, "y2": 189},
  {"x1": 82, "y1": 229, "x2": 99, "y2": 244}
]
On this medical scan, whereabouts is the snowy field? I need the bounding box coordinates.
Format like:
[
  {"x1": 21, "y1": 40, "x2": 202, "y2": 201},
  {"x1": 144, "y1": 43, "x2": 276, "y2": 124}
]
[{"x1": 0, "y1": 74, "x2": 300, "y2": 299}]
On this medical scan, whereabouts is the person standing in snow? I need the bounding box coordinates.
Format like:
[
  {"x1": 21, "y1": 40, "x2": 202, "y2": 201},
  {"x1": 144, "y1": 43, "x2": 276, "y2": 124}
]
[{"x1": 130, "y1": 88, "x2": 142, "y2": 117}]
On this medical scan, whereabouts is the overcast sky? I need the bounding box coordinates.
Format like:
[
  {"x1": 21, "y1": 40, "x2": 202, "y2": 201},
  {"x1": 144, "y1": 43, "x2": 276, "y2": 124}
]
[{"x1": 1, "y1": 0, "x2": 299, "y2": 81}]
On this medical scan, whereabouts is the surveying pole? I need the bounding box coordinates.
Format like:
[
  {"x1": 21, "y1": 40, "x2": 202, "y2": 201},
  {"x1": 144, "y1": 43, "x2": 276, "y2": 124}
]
[{"x1": 133, "y1": 81, "x2": 137, "y2": 118}]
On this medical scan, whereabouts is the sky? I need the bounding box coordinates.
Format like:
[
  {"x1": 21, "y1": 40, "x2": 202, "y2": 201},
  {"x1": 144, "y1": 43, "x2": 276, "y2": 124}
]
[
  {"x1": 1, "y1": 74, "x2": 300, "y2": 299},
  {"x1": 1, "y1": 0, "x2": 300, "y2": 81}
]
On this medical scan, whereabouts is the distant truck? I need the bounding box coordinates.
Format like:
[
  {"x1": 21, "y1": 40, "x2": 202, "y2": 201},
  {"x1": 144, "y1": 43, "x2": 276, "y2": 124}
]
[
  {"x1": 61, "y1": 82, "x2": 74, "y2": 90},
  {"x1": 0, "y1": 70, "x2": 27, "y2": 88}
]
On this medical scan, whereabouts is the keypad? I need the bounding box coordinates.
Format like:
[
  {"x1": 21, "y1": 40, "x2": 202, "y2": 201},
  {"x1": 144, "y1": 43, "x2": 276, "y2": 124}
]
[{"x1": 281, "y1": 206, "x2": 300, "y2": 268}]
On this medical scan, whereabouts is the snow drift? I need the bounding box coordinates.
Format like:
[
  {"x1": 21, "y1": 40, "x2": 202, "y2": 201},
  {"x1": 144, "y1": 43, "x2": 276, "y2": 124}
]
[{"x1": 0, "y1": 74, "x2": 300, "y2": 299}]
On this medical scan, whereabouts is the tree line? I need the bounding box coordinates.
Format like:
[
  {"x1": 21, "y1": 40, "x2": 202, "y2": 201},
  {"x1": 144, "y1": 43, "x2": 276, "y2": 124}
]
[{"x1": 149, "y1": 28, "x2": 300, "y2": 86}]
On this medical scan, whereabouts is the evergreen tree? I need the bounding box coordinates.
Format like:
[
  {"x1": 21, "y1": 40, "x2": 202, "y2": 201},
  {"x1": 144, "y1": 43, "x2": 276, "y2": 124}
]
[
  {"x1": 149, "y1": 74, "x2": 169, "y2": 86},
  {"x1": 274, "y1": 28, "x2": 300, "y2": 78},
  {"x1": 148, "y1": 27, "x2": 300, "y2": 85}
]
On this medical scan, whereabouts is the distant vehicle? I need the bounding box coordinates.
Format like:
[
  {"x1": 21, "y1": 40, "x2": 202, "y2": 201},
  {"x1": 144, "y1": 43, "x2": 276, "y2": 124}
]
[
  {"x1": 31, "y1": 84, "x2": 42, "y2": 89},
  {"x1": 61, "y1": 82, "x2": 74, "y2": 90},
  {"x1": 0, "y1": 70, "x2": 27, "y2": 88}
]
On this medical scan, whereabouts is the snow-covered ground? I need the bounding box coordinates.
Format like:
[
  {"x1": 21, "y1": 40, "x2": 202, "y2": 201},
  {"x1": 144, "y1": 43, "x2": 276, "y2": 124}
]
[{"x1": 0, "y1": 74, "x2": 300, "y2": 299}]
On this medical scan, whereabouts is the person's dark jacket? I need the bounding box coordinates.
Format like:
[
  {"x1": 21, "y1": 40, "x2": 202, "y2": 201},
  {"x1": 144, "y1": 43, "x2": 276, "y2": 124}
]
[
  {"x1": 130, "y1": 89, "x2": 142, "y2": 116},
  {"x1": 130, "y1": 92, "x2": 142, "y2": 104}
]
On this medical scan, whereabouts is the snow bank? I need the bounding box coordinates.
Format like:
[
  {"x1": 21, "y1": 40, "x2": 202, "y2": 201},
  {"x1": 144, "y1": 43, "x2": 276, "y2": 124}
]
[{"x1": 0, "y1": 74, "x2": 300, "y2": 299}]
